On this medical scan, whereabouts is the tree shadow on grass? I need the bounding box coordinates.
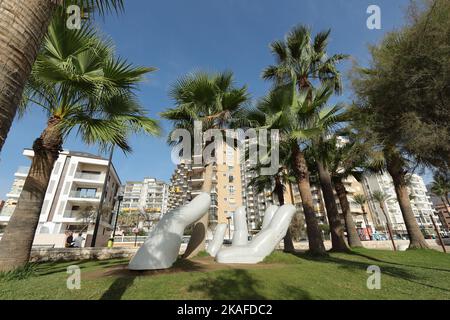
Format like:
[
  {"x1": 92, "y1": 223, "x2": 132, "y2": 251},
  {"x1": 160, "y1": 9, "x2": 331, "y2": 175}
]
[
  {"x1": 36, "y1": 259, "x2": 126, "y2": 276},
  {"x1": 350, "y1": 251, "x2": 450, "y2": 273},
  {"x1": 100, "y1": 275, "x2": 137, "y2": 300},
  {"x1": 288, "y1": 251, "x2": 450, "y2": 294},
  {"x1": 282, "y1": 285, "x2": 313, "y2": 300},
  {"x1": 188, "y1": 269, "x2": 267, "y2": 300}
]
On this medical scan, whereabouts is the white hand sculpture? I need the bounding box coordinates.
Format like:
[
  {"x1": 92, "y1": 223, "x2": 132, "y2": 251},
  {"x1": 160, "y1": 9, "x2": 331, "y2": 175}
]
[
  {"x1": 129, "y1": 193, "x2": 211, "y2": 270},
  {"x1": 232, "y1": 206, "x2": 248, "y2": 246},
  {"x1": 206, "y1": 223, "x2": 227, "y2": 257},
  {"x1": 216, "y1": 204, "x2": 296, "y2": 264},
  {"x1": 250, "y1": 205, "x2": 278, "y2": 243}
]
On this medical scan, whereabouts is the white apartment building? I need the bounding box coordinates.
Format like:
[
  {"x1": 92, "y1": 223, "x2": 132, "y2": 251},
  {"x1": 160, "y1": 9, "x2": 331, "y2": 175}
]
[
  {"x1": 120, "y1": 178, "x2": 169, "y2": 215},
  {"x1": 363, "y1": 172, "x2": 441, "y2": 237},
  {"x1": 0, "y1": 149, "x2": 121, "y2": 248}
]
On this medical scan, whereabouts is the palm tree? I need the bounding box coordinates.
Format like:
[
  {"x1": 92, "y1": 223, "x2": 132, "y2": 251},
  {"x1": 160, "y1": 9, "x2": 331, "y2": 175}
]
[
  {"x1": 262, "y1": 25, "x2": 349, "y2": 255},
  {"x1": 371, "y1": 191, "x2": 396, "y2": 250},
  {"x1": 161, "y1": 71, "x2": 249, "y2": 258},
  {"x1": 318, "y1": 136, "x2": 365, "y2": 248},
  {"x1": 309, "y1": 134, "x2": 352, "y2": 252},
  {"x1": 262, "y1": 24, "x2": 349, "y2": 93},
  {"x1": 352, "y1": 194, "x2": 371, "y2": 235},
  {"x1": 0, "y1": 15, "x2": 160, "y2": 272},
  {"x1": 431, "y1": 171, "x2": 450, "y2": 210},
  {"x1": 255, "y1": 80, "x2": 344, "y2": 255},
  {"x1": 0, "y1": 1, "x2": 125, "y2": 154}
]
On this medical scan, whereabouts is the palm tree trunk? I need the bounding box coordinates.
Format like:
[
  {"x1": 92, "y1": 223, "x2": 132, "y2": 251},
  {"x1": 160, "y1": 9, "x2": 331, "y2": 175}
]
[
  {"x1": 275, "y1": 176, "x2": 295, "y2": 252},
  {"x1": 0, "y1": 0, "x2": 57, "y2": 153},
  {"x1": 0, "y1": 116, "x2": 62, "y2": 271},
  {"x1": 445, "y1": 194, "x2": 450, "y2": 208},
  {"x1": 361, "y1": 210, "x2": 370, "y2": 236},
  {"x1": 316, "y1": 160, "x2": 350, "y2": 252},
  {"x1": 292, "y1": 144, "x2": 326, "y2": 255},
  {"x1": 379, "y1": 205, "x2": 396, "y2": 251},
  {"x1": 386, "y1": 153, "x2": 429, "y2": 249},
  {"x1": 334, "y1": 178, "x2": 363, "y2": 248},
  {"x1": 441, "y1": 197, "x2": 450, "y2": 217},
  {"x1": 183, "y1": 163, "x2": 213, "y2": 259}
]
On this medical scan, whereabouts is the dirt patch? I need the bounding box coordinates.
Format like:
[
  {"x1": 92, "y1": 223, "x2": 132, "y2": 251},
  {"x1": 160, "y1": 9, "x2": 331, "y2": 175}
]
[{"x1": 83, "y1": 256, "x2": 283, "y2": 280}]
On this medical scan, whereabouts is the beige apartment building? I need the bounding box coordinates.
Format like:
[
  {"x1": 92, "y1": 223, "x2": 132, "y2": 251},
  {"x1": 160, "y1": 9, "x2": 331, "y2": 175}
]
[
  {"x1": 168, "y1": 141, "x2": 243, "y2": 229},
  {"x1": 0, "y1": 149, "x2": 121, "y2": 248},
  {"x1": 120, "y1": 178, "x2": 169, "y2": 215}
]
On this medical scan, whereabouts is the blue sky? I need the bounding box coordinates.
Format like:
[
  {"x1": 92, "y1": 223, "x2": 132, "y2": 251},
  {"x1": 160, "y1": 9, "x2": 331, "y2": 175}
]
[{"x1": 0, "y1": 0, "x2": 418, "y2": 197}]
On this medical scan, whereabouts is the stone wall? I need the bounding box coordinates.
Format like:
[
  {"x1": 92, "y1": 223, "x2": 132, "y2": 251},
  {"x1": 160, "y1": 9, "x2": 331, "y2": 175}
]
[
  {"x1": 30, "y1": 247, "x2": 138, "y2": 263},
  {"x1": 30, "y1": 239, "x2": 448, "y2": 263}
]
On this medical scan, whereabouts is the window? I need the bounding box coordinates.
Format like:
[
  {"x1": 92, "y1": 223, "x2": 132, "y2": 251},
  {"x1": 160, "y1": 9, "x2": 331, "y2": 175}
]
[
  {"x1": 229, "y1": 175, "x2": 234, "y2": 183},
  {"x1": 229, "y1": 186, "x2": 235, "y2": 194}
]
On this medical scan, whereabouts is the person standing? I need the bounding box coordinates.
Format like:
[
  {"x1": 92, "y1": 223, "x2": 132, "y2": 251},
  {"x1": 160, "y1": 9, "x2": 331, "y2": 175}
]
[
  {"x1": 73, "y1": 233, "x2": 85, "y2": 248},
  {"x1": 65, "y1": 231, "x2": 74, "y2": 248}
]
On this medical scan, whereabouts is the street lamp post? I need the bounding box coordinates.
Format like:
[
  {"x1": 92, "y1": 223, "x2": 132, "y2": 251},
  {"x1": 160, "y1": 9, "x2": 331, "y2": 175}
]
[{"x1": 226, "y1": 216, "x2": 231, "y2": 241}]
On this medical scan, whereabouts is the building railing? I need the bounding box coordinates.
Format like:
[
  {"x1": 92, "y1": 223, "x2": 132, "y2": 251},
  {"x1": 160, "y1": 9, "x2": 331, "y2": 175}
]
[
  {"x1": 16, "y1": 166, "x2": 30, "y2": 175},
  {"x1": 0, "y1": 207, "x2": 15, "y2": 217},
  {"x1": 74, "y1": 172, "x2": 104, "y2": 181},
  {"x1": 69, "y1": 191, "x2": 101, "y2": 199},
  {"x1": 63, "y1": 210, "x2": 81, "y2": 218},
  {"x1": 7, "y1": 187, "x2": 23, "y2": 196},
  {"x1": 114, "y1": 236, "x2": 147, "y2": 243}
]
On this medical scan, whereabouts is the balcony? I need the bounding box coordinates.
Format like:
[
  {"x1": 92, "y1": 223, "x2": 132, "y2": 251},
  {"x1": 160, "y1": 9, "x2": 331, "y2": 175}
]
[
  {"x1": 63, "y1": 210, "x2": 83, "y2": 219},
  {"x1": 6, "y1": 188, "x2": 23, "y2": 198},
  {"x1": 192, "y1": 164, "x2": 204, "y2": 172},
  {"x1": 15, "y1": 166, "x2": 30, "y2": 177},
  {"x1": 68, "y1": 191, "x2": 101, "y2": 200},
  {"x1": 0, "y1": 207, "x2": 15, "y2": 217},
  {"x1": 73, "y1": 172, "x2": 105, "y2": 185}
]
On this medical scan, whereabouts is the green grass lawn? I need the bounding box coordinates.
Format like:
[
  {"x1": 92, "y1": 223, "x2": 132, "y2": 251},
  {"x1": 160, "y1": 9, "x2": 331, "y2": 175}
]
[{"x1": 1, "y1": 248, "x2": 449, "y2": 300}]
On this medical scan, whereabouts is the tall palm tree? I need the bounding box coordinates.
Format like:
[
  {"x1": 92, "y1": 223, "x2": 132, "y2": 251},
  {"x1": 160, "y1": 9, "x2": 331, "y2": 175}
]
[
  {"x1": 0, "y1": 0, "x2": 125, "y2": 154},
  {"x1": 371, "y1": 191, "x2": 396, "y2": 250},
  {"x1": 309, "y1": 134, "x2": 351, "y2": 252},
  {"x1": 431, "y1": 171, "x2": 450, "y2": 210},
  {"x1": 161, "y1": 71, "x2": 249, "y2": 258},
  {"x1": 263, "y1": 25, "x2": 349, "y2": 254},
  {"x1": 262, "y1": 25, "x2": 349, "y2": 93},
  {"x1": 352, "y1": 194, "x2": 371, "y2": 235},
  {"x1": 255, "y1": 80, "x2": 342, "y2": 255},
  {"x1": 318, "y1": 136, "x2": 365, "y2": 248},
  {"x1": 0, "y1": 15, "x2": 160, "y2": 272}
]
